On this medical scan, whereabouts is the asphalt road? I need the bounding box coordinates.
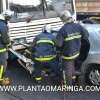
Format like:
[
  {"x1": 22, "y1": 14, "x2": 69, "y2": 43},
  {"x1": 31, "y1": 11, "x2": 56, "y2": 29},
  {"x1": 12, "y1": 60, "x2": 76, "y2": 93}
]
[{"x1": 0, "y1": 61, "x2": 100, "y2": 100}]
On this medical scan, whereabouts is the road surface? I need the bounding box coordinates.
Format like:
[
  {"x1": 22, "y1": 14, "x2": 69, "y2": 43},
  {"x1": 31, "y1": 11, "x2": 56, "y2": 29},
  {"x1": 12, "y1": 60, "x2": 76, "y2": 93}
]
[{"x1": 0, "y1": 61, "x2": 100, "y2": 100}]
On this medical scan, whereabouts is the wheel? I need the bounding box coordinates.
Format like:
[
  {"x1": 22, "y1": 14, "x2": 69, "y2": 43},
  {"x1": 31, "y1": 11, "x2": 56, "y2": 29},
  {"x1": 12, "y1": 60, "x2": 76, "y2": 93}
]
[{"x1": 83, "y1": 64, "x2": 100, "y2": 85}]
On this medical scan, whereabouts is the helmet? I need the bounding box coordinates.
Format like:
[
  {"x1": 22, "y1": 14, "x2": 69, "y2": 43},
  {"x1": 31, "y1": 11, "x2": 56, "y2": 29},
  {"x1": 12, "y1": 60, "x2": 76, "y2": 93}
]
[
  {"x1": 62, "y1": 10, "x2": 72, "y2": 18},
  {"x1": 60, "y1": 10, "x2": 74, "y2": 23},
  {"x1": 3, "y1": 10, "x2": 13, "y2": 17},
  {"x1": 0, "y1": 14, "x2": 5, "y2": 20},
  {"x1": 2, "y1": 10, "x2": 13, "y2": 21},
  {"x1": 42, "y1": 24, "x2": 52, "y2": 33}
]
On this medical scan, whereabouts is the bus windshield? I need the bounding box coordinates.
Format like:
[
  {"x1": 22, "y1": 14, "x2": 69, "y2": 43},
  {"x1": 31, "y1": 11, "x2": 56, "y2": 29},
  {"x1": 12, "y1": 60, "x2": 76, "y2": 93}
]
[
  {"x1": 9, "y1": 0, "x2": 75, "y2": 22},
  {"x1": 51, "y1": 0, "x2": 74, "y2": 14}
]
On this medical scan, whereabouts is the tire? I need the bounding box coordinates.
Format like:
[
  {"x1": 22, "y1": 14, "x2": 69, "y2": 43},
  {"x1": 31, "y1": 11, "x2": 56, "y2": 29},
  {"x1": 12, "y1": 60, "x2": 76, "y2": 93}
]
[{"x1": 81, "y1": 64, "x2": 100, "y2": 86}]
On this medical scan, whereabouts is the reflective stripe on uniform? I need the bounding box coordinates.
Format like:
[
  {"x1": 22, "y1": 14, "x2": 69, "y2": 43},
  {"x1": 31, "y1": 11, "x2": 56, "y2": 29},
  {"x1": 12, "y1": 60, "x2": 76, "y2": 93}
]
[
  {"x1": 36, "y1": 40, "x2": 54, "y2": 45},
  {"x1": 35, "y1": 77, "x2": 42, "y2": 81},
  {"x1": 34, "y1": 55, "x2": 56, "y2": 61},
  {"x1": 64, "y1": 35, "x2": 81, "y2": 41},
  {"x1": 0, "y1": 48, "x2": 6, "y2": 53},
  {"x1": 67, "y1": 32, "x2": 80, "y2": 37},
  {"x1": 0, "y1": 65, "x2": 4, "y2": 80},
  {"x1": 62, "y1": 53, "x2": 80, "y2": 60}
]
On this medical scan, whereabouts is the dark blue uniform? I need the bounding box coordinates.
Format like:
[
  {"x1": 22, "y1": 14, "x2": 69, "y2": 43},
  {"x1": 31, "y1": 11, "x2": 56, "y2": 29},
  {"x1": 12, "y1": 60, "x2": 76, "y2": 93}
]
[
  {"x1": 32, "y1": 32, "x2": 56, "y2": 60},
  {"x1": 57, "y1": 22, "x2": 86, "y2": 85},
  {"x1": 57, "y1": 23, "x2": 82, "y2": 59},
  {"x1": 0, "y1": 19, "x2": 11, "y2": 80},
  {"x1": 32, "y1": 31, "x2": 60, "y2": 81}
]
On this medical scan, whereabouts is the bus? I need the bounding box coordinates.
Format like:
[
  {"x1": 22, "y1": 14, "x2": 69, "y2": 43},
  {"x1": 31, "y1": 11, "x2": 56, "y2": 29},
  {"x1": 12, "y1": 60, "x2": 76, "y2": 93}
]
[{"x1": 0, "y1": 0, "x2": 76, "y2": 50}]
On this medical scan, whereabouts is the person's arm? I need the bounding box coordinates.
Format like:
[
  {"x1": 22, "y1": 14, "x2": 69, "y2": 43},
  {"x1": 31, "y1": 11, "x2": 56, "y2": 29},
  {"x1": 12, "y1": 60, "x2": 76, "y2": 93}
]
[
  {"x1": 56, "y1": 28, "x2": 64, "y2": 48},
  {"x1": 29, "y1": 37, "x2": 38, "y2": 53},
  {"x1": 32, "y1": 37, "x2": 38, "y2": 47},
  {"x1": 80, "y1": 25, "x2": 89, "y2": 40},
  {"x1": 79, "y1": 24, "x2": 90, "y2": 61},
  {"x1": 0, "y1": 23, "x2": 11, "y2": 45}
]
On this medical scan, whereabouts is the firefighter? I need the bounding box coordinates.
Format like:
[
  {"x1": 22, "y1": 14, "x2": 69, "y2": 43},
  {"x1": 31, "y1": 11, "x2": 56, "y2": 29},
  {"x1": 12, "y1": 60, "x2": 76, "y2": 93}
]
[
  {"x1": 0, "y1": 10, "x2": 13, "y2": 85},
  {"x1": 56, "y1": 10, "x2": 83, "y2": 85},
  {"x1": 31, "y1": 25, "x2": 60, "y2": 83}
]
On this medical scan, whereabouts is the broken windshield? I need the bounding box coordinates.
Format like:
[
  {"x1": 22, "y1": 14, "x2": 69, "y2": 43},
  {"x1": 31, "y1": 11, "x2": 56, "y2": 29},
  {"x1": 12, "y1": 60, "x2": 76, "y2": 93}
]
[{"x1": 9, "y1": 0, "x2": 74, "y2": 22}]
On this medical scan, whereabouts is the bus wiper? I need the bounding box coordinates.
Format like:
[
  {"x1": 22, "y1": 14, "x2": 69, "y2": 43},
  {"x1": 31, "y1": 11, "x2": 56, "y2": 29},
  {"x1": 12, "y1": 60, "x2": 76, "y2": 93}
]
[{"x1": 41, "y1": 0, "x2": 49, "y2": 17}]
